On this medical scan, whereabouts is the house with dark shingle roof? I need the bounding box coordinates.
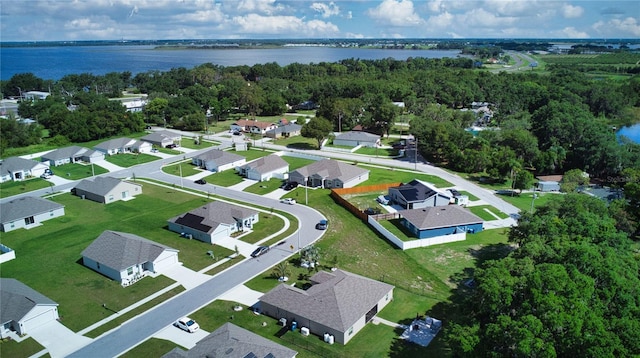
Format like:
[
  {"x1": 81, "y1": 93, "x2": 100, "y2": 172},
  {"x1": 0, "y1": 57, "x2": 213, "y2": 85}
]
[
  {"x1": 141, "y1": 130, "x2": 181, "y2": 148},
  {"x1": 81, "y1": 230, "x2": 179, "y2": 286},
  {"x1": 162, "y1": 322, "x2": 297, "y2": 358},
  {"x1": 167, "y1": 201, "x2": 259, "y2": 244},
  {"x1": 94, "y1": 137, "x2": 151, "y2": 155},
  {"x1": 0, "y1": 156, "x2": 50, "y2": 182},
  {"x1": 259, "y1": 269, "x2": 394, "y2": 345},
  {"x1": 288, "y1": 159, "x2": 369, "y2": 189},
  {"x1": 237, "y1": 154, "x2": 289, "y2": 182},
  {"x1": 0, "y1": 196, "x2": 65, "y2": 232},
  {"x1": 400, "y1": 205, "x2": 483, "y2": 239},
  {"x1": 265, "y1": 123, "x2": 302, "y2": 139},
  {"x1": 192, "y1": 149, "x2": 246, "y2": 172},
  {"x1": 388, "y1": 179, "x2": 451, "y2": 209},
  {"x1": 0, "y1": 278, "x2": 59, "y2": 338},
  {"x1": 72, "y1": 176, "x2": 142, "y2": 204},
  {"x1": 333, "y1": 131, "x2": 380, "y2": 148},
  {"x1": 41, "y1": 146, "x2": 88, "y2": 166}
]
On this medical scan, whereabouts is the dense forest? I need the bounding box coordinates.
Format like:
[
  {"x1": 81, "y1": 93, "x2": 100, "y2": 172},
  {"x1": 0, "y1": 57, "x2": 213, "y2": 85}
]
[{"x1": 2, "y1": 54, "x2": 640, "y2": 355}]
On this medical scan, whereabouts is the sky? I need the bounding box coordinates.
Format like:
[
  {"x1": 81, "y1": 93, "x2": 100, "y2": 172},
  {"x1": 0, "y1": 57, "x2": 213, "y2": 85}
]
[{"x1": 1, "y1": 0, "x2": 639, "y2": 42}]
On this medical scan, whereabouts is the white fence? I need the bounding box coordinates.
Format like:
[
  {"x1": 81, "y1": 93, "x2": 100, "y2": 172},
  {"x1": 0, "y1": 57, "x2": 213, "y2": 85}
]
[
  {"x1": 0, "y1": 244, "x2": 16, "y2": 264},
  {"x1": 367, "y1": 216, "x2": 467, "y2": 250}
]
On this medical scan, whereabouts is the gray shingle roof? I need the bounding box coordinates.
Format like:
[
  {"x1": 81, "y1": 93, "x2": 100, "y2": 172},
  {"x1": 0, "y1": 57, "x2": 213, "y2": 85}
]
[
  {"x1": 334, "y1": 131, "x2": 380, "y2": 143},
  {"x1": 0, "y1": 157, "x2": 42, "y2": 177},
  {"x1": 400, "y1": 205, "x2": 483, "y2": 230},
  {"x1": 141, "y1": 131, "x2": 181, "y2": 143},
  {"x1": 292, "y1": 159, "x2": 369, "y2": 183},
  {"x1": 0, "y1": 196, "x2": 64, "y2": 223},
  {"x1": 94, "y1": 138, "x2": 135, "y2": 151},
  {"x1": 168, "y1": 201, "x2": 257, "y2": 234},
  {"x1": 163, "y1": 322, "x2": 297, "y2": 358},
  {"x1": 259, "y1": 269, "x2": 394, "y2": 332},
  {"x1": 81, "y1": 231, "x2": 177, "y2": 271},
  {"x1": 195, "y1": 149, "x2": 244, "y2": 167},
  {"x1": 240, "y1": 155, "x2": 288, "y2": 175},
  {"x1": 265, "y1": 123, "x2": 302, "y2": 135},
  {"x1": 41, "y1": 146, "x2": 87, "y2": 161},
  {"x1": 73, "y1": 176, "x2": 134, "y2": 196},
  {"x1": 0, "y1": 278, "x2": 58, "y2": 324}
]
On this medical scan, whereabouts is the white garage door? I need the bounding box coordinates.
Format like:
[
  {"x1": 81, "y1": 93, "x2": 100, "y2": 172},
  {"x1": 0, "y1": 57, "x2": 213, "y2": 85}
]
[
  {"x1": 22, "y1": 309, "x2": 57, "y2": 333},
  {"x1": 154, "y1": 253, "x2": 178, "y2": 272}
]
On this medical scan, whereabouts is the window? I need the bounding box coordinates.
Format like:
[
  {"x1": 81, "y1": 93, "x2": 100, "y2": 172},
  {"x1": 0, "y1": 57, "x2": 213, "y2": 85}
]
[
  {"x1": 127, "y1": 267, "x2": 133, "y2": 275},
  {"x1": 108, "y1": 195, "x2": 114, "y2": 201},
  {"x1": 97, "y1": 262, "x2": 101, "y2": 269},
  {"x1": 348, "y1": 327, "x2": 353, "y2": 336},
  {"x1": 24, "y1": 216, "x2": 35, "y2": 225}
]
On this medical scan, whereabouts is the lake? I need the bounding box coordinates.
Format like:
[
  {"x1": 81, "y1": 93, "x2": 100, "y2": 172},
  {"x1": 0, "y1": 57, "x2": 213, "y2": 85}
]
[
  {"x1": 617, "y1": 123, "x2": 640, "y2": 144},
  {"x1": 0, "y1": 45, "x2": 461, "y2": 81}
]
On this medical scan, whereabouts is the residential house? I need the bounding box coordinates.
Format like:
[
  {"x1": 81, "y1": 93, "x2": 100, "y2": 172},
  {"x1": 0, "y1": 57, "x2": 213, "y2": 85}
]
[
  {"x1": 265, "y1": 123, "x2": 302, "y2": 139},
  {"x1": 23, "y1": 91, "x2": 50, "y2": 100},
  {"x1": 94, "y1": 137, "x2": 151, "y2": 155},
  {"x1": 141, "y1": 130, "x2": 182, "y2": 148},
  {"x1": 400, "y1": 205, "x2": 483, "y2": 239},
  {"x1": 162, "y1": 323, "x2": 297, "y2": 358},
  {"x1": 237, "y1": 154, "x2": 289, "y2": 182},
  {"x1": 230, "y1": 119, "x2": 278, "y2": 134},
  {"x1": 0, "y1": 278, "x2": 59, "y2": 339},
  {"x1": 0, "y1": 196, "x2": 65, "y2": 232},
  {"x1": 41, "y1": 146, "x2": 88, "y2": 166},
  {"x1": 79, "y1": 149, "x2": 105, "y2": 163},
  {"x1": 333, "y1": 131, "x2": 380, "y2": 148},
  {"x1": 388, "y1": 179, "x2": 451, "y2": 209},
  {"x1": 81, "y1": 230, "x2": 179, "y2": 286},
  {"x1": 72, "y1": 176, "x2": 142, "y2": 204},
  {"x1": 536, "y1": 175, "x2": 563, "y2": 192},
  {"x1": 288, "y1": 159, "x2": 369, "y2": 189},
  {"x1": 259, "y1": 269, "x2": 394, "y2": 345},
  {"x1": 192, "y1": 149, "x2": 246, "y2": 172},
  {"x1": 0, "y1": 157, "x2": 50, "y2": 182},
  {"x1": 167, "y1": 201, "x2": 259, "y2": 244}
]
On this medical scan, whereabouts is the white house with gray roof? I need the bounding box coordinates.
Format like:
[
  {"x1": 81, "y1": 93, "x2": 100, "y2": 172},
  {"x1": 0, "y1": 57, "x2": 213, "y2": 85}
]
[
  {"x1": 0, "y1": 278, "x2": 60, "y2": 339},
  {"x1": 400, "y1": 205, "x2": 484, "y2": 239},
  {"x1": 237, "y1": 154, "x2": 289, "y2": 182},
  {"x1": 94, "y1": 137, "x2": 151, "y2": 155},
  {"x1": 163, "y1": 322, "x2": 297, "y2": 358},
  {"x1": 259, "y1": 269, "x2": 394, "y2": 345},
  {"x1": 192, "y1": 149, "x2": 246, "y2": 173},
  {"x1": 72, "y1": 176, "x2": 142, "y2": 204},
  {"x1": 265, "y1": 123, "x2": 302, "y2": 139},
  {"x1": 81, "y1": 231, "x2": 179, "y2": 286},
  {"x1": 0, "y1": 157, "x2": 49, "y2": 182},
  {"x1": 0, "y1": 196, "x2": 65, "y2": 232},
  {"x1": 288, "y1": 159, "x2": 369, "y2": 189},
  {"x1": 41, "y1": 146, "x2": 88, "y2": 166},
  {"x1": 141, "y1": 130, "x2": 181, "y2": 148},
  {"x1": 167, "y1": 201, "x2": 258, "y2": 244},
  {"x1": 333, "y1": 131, "x2": 380, "y2": 148}
]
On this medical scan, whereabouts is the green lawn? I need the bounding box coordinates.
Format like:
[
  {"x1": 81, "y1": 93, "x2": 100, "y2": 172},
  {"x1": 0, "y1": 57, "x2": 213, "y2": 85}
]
[
  {"x1": 497, "y1": 191, "x2": 561, "y2": 213},
  {"x1": 105, "y1": 153, "x2": 159, "y2": 168},
  {"x1": 236, "y1": 148, "x2": 275, "y2": 161},
  {"x1": 458, "y1": 190, "x2": 479, "y2": 201},
  {"x1": 467, "y1": 205, "x2": 510, "y2": 220},
  {"x1": 0, "y1": 183, "x2": 234, "y2": 332},
  {"x1": 243, "y1": 178, "x2": 284, "y2": 195},
  {"x1": 120, "y1": 338, "x2": 186, "y2": 358},
  {"x1": 0, "y1": 337, "x2": 46, "y2": 358},
  {"x1": 156, "y1": 147, "x2": 182, "y2": 155},
  {"x1": 49, "y1": 163, "x2": 109, "y2": 180},
  {"x1": 180, "y1": 137, "x2": 216, "y2": 149},
  {"x1": 238, "y1": 212, "x2": 286, "y2": 244},
  {"x1": 203, "y1": 170, "x2": 245, "y2": 187},
  {"x1": 360, "y1": 165, "x2": 452, "y2": 188},
  {"x1": 281, "y1": 156, "x2": 316, "y2": 170},
  {"x1": 0, "y1": 178, "x2": 51, "y2": 198},
  {"x1": 354, "y1": 146, "x2": 400, "y2": 157},
  {"x1": 161, "y1": 160, "x2": 202, "y2": 177},
  {"x1": 274, "y1": 136, "x2": 318, "y2": 150}
]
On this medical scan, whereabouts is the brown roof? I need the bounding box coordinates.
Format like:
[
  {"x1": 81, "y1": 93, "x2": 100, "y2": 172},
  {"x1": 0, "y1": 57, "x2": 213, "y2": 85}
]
[
  {"x1": 536, "y1": 175, "x2": 563, "y2": 182},
  {"x1": 259, "y1": 269, "x2": 393, "y2": 332}
]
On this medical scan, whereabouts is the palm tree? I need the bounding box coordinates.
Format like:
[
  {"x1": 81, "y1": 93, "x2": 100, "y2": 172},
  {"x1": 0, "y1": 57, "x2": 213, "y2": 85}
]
[{"x1": 273, "y1": 261, "x2": 290, "y2": 281}]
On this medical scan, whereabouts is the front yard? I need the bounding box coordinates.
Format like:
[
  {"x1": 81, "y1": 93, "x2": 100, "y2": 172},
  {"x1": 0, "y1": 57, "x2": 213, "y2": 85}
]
[
  {"x1": 105, "y1": 153, "x2": 159, "y2": 167},
  {"x1": 0, "y1": 178, "x2": 51, "y2": 198},
  {"x1": 49, "y1": 162, "x2": 109, "y2": 180}
]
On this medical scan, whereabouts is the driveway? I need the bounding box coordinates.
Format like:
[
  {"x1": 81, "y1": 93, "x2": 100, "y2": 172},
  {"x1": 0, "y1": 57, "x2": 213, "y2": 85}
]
[
  {"x1": 28, "y1": 321, "x2": 92, "y2": 358},
  {"x1": 162, "y1": 264, "x2": 211, "y2": 290},
  {"x1": 152, "y1": 325, "x2": 209, "y2": 350},
  {"x1": 93, "y1": 159, "x2": 124, "y2": 172}
]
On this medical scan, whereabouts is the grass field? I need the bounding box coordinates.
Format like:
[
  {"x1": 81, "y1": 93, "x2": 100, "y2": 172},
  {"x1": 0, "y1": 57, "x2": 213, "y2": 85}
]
[
  {"x1": 105, "y1": 153, "x2": 159, "y2": 168},
  {"x1": 0, "y1": 337, "x2": 45, "y2": 358},
  {"x1": 0, "y1": 178, "x2": 51, "y2": 198},
  {"x1": 162, "y1": 160, "x2": 202, "y2": 177},
  {"x1": 243, "y1": 178, "x2": 284, "y2": 195},
  {"x1": 49, "y1": 162, "x2": 109, "y2": 180},
  {"x1": 179, "y1": 137, "x2": 216, "y2": 149},
  {"x1": 281, "y1": 156, "x2": 316, "y2": 170},
  {"x1": 203, "y1": 169, "x2": 245, "y2": 187},
  {"x1": 361, "y1": 165, "x2": 452, "y2": 188},
  {"x1": 467, "y1": 205, "x2": 509, "y2": 220}
]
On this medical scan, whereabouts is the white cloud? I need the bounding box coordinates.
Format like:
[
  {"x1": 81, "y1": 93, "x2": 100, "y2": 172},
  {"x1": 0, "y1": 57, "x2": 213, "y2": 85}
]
[
  {"x1": 311, "y1": 2, "x2": 340, "y2": 18},
  {"x1": 235, "y1": 0, "x2": 284, "y2": 15},
  {"x1": 557, "y1": 26, "x2": 590, "y2": 38},
  {"x1": 175, "y1": 9, "x2": 225, "y2": 23},
  {"x1": 562, "y1": 4, "x2": 584, "y2": 19},
  {"x1": 346, "y1": 10, "x2": 352, "y2": 20},
  {"x1": 63, "y1": 16, "x2": 120, "y2": 39},
  {"x1": 483, "y1": 0, "x2": 543, "y2": 17},
  {"x1": 593, "y1": 17, "x2": 640, "y2": 37},
  {"x1": 231, "y1": 14, "x2": 339, "y2": 36},
  {"x1": 367, "y1": 0, "x2": 424, "y2": 27},
  {"x1": 425, "y1": 11, "x2": 454, "y2": 29}
]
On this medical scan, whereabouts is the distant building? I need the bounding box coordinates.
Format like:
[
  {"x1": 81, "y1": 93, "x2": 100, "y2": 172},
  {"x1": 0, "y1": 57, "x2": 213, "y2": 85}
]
[
  {"x1": 333, "y1": 131, "x2": 380, "y2": 148},
  {"x1": 192, "y1": 149, "x2": 246, "y2": 172},
  {"x1": 288, "y1": 159, "x2": 369, "y2": 188},
  {"x1": 237, "y1": 154, "x2": 289, "y2": 182},
  {"x1": 400, "y1": 205, "x2": 483, "y2": 239},
  {"x1": 41, "y1": 146, "x2": 88, "y2": 166},
  {"x1": 72, "y1": 176, "x2": 142, "y2": 204},
  {"x1": 265, "y1": 123, "x2": 302, "y2": 139},
  {"x1": 23, "y1": 91, "x2": 50, "y2": 100},
  {"x1": 388, "y1": 179, "x2": 451, "y2": 209}
]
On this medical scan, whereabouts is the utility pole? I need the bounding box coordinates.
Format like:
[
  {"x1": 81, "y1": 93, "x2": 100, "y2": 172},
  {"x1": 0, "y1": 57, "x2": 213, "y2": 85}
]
[{"x1": 414, "y1": 136, "x2": 418, "y2": 170}]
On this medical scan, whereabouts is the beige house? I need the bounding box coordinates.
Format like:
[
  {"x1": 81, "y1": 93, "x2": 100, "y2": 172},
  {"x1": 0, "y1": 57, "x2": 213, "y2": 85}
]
[{"x1": 72, "y1": 176, "x2": 142, "y2": 204}]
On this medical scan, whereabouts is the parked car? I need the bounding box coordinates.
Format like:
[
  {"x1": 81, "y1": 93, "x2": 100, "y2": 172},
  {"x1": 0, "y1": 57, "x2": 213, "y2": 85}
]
[
  {"x1": 280, "y1": 198, "x2": 296, "y2": 205},
  {"x1": 195, "y1": 179, "x2": 206, "y2": 185},
  {"x1": 282, "y1": 182, "x2": 299, "y2": 191},
  {"x1": 316, "y1": 219, "x2": 328, "y2": 230},
  {"x1": 233, "y1": 131, "x2": 242, "y2": 136},
  {"x1": 376, "y1": 195, "x2": 390, "y2": 205},
  {"x1": 166, "y1": 143, "x2": 178, "y2": 149},
  {"x1": 174, "y1": 317, "x2": 199, "y2": 333},
  {"x1": 151, "y1": 148, "x2": 159, "y2": 153},
  {"x1": 251, "y1": 246, "x2": 270, "y2": 258},
  {"x1": 364, "y1": 207, "x2": 381, "y2": 215},
  {"x1": 40, "y1": 173, "x2": 52, "y2": 179}
]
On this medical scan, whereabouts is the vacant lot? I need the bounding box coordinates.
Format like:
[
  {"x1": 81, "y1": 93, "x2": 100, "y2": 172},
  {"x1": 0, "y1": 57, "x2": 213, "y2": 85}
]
[
  {"x1": 0, "y1": 178, "x2": 51, "y2": 198},
  {"x1": 105, "y1": 153, "x2": 159, "y2": 167}
]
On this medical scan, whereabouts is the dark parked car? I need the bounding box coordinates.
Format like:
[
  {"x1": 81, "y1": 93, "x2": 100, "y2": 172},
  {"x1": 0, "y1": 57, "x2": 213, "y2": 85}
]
[
  {"x1": 166, "y1": 143, "x2": 178, "y2": 149},
  {"x1": 233, "y1": 131, "x2": 242, "y2": 136},
  {"x1": 315, "y1": 219, "x2": 328, "y2": 230},
  {"x1": 364, "y1": 207, "x2": 381, "y2": 215},
  {"x1": 195, "y1": 179, "x2": 206, "y2": 185},
  {"x1": 282, "y1": 182, "x2": 299, "y2": 191},
  {"x1": 251, "y1": 246, "x2": 270, "y2": 258}
]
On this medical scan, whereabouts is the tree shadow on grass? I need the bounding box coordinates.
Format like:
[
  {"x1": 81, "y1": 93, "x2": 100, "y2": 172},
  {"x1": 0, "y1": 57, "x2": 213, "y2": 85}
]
[{"x1": 286, "y1": 143, "x2": 317, "y2": 150}]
